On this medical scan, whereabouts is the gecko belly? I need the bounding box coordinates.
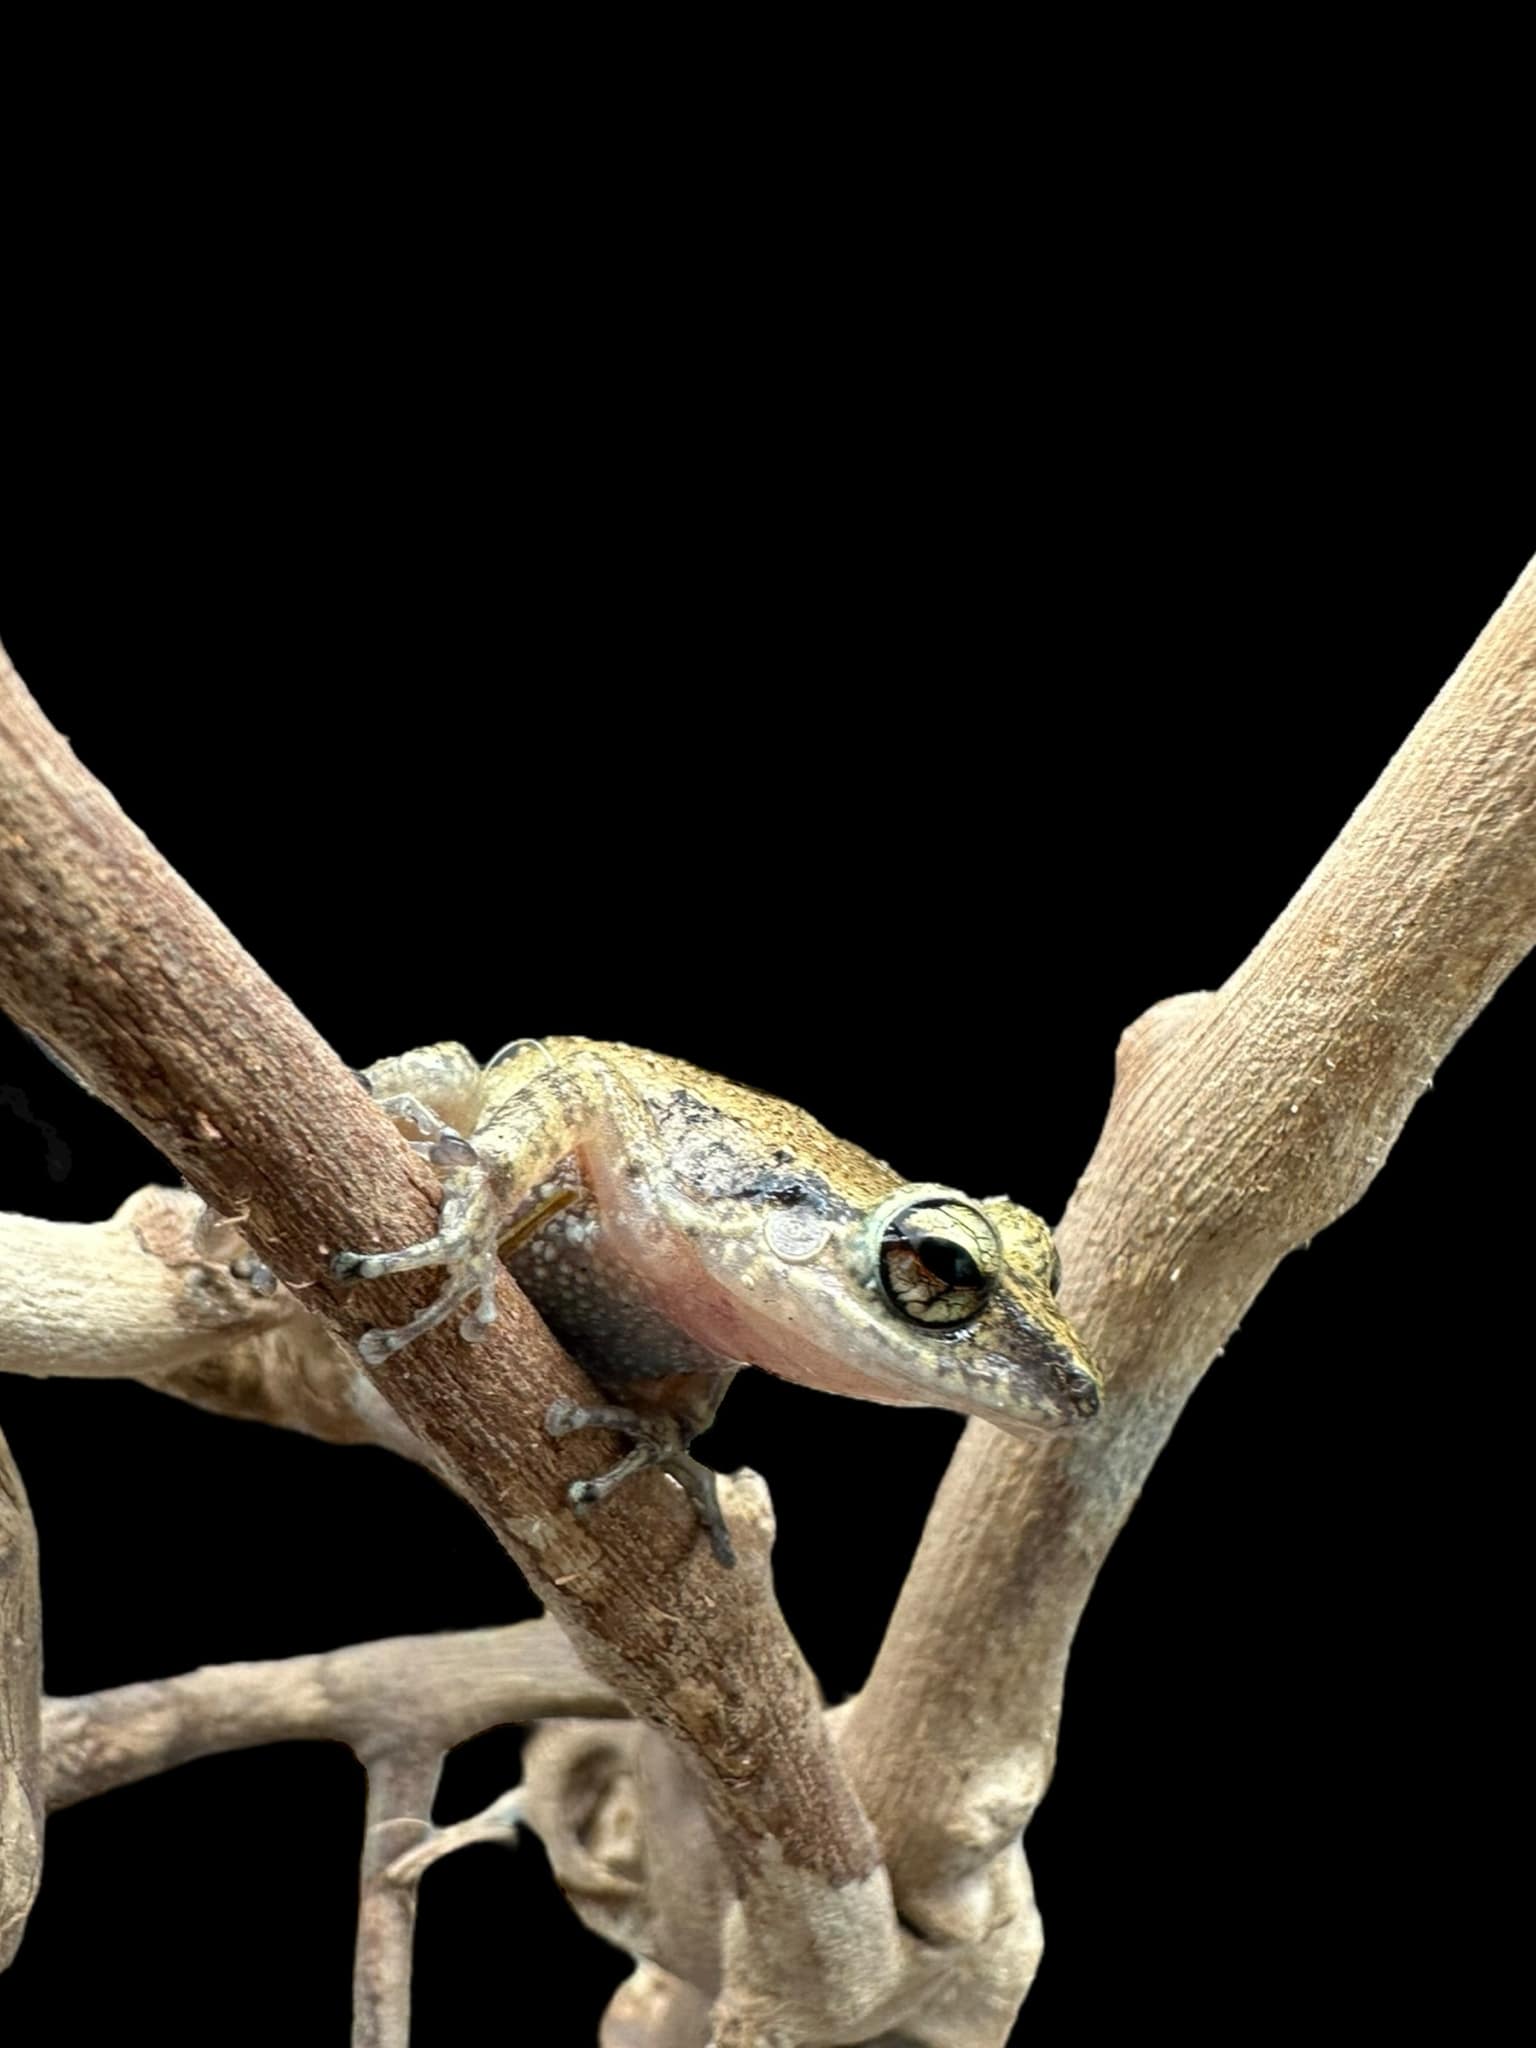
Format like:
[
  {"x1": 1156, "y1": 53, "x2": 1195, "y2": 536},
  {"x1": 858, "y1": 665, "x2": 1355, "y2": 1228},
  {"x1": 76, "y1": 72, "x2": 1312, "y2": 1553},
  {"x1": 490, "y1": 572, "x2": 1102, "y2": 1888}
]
[{"x1": 506, "y1": 1196, "x2": 737, "y2": 1385}]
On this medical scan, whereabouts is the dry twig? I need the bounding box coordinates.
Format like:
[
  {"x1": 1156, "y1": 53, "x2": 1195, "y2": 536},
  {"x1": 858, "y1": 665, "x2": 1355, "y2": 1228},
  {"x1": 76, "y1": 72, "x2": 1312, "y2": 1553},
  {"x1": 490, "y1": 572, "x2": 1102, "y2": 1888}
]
[{"x1": 39, "y1": 1616, "x2": 622, "y2": 1812}]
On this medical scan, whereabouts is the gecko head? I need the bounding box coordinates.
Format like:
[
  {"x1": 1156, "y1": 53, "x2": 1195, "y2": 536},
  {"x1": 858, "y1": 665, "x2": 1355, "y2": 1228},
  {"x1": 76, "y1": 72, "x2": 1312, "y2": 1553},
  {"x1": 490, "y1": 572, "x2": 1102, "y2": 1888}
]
[
  {"x1": 852, "y1": 1187, "x2": 1103, "y2": 1431},
  {"x1": 734, "y1": 1177, "x2": 1103, "y2": 1431}
]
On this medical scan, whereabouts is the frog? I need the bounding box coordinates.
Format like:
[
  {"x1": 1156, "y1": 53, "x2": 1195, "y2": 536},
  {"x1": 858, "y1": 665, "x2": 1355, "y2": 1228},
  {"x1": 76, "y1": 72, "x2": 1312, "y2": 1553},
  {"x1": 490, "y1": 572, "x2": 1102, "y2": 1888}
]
[{"x1": 330, "y1": 1037, "x2": 1103, "y2": 1564}]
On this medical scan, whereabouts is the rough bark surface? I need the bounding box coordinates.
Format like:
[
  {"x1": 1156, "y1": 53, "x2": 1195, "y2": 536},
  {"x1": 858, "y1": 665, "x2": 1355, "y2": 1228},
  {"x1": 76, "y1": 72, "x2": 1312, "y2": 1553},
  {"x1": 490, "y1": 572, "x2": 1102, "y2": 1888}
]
[
  {"x1": 838, "y1": 556, "x2": 1536, "y2": 1978},
  {"x1": 0, "y1": 1430, "x2": 41, "y2": 1971},
  {"x1": 0, "y1": 641, "x2": 895, "y2": 2028},
  {"x1": 40, "y1": 1616, "x2": 622, "y2": 1811},
  {"x1": 0, "y1": 1189, "x2": 424, "y2": 1456}
]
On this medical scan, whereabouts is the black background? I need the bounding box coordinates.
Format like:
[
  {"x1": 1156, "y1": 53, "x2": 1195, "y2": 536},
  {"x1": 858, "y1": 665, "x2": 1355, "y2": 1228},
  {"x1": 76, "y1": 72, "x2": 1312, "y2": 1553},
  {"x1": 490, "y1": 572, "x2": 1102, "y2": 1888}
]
[{"x1": 0, "y1": 372, "x2": 1531, "y2": 2047}]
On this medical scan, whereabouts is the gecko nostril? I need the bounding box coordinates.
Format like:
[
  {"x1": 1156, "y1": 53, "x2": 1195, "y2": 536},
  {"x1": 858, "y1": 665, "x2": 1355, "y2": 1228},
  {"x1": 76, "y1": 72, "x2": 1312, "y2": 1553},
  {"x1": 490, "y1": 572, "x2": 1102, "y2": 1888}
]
[{"x1": 1051, "y1": 1356, "x2": 1101, "y2": 1418}]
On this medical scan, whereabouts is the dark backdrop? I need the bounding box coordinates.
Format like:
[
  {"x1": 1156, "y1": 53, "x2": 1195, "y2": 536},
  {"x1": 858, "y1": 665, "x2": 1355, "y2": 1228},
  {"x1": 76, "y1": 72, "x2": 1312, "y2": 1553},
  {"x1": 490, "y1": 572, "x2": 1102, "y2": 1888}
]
[{"x1": 1, "y1": 412, "x2": 1530, "y2": 2045}]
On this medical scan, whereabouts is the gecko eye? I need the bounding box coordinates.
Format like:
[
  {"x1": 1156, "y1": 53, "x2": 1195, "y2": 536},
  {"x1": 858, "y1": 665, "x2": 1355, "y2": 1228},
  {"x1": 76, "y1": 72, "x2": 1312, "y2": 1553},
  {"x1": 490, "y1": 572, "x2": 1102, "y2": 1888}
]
[{"x1": 878, "y1": 1200, "x2": 1000, "y2": 1328}]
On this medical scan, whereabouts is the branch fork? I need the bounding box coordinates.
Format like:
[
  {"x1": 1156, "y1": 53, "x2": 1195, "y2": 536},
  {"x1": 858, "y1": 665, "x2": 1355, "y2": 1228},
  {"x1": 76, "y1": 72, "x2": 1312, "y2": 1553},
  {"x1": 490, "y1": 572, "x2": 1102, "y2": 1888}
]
[{"x1": 3, "y1": 556, "x2": 1534, "y2": 2044}]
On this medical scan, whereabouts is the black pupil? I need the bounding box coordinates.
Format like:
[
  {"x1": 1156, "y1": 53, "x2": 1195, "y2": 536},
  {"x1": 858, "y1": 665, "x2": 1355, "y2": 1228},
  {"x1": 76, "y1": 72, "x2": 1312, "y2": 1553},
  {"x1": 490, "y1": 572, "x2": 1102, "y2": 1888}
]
[{"x1": 913, "y1": 1233, "x2": 980, "y2": 1289}]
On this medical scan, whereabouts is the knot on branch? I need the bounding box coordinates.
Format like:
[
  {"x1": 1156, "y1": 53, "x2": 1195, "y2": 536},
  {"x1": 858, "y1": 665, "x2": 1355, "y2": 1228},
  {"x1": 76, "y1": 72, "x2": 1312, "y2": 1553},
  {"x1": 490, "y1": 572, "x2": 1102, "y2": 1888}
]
[{"x1": 1113, "y1": 990, "x2": 1217, "y2": 1095}]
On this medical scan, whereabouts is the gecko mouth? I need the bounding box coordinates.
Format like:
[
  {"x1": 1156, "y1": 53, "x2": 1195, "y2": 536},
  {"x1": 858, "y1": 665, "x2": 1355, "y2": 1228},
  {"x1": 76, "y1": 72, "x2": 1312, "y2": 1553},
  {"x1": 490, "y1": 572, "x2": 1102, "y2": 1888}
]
[
  {"x1": 981, "y1": 1293, "x2": 1103, "y2": 1430},
  {"x1": 973, "y1": 1343, "x2": 1103, "y2": 1433},
  {"x1": 890, "y1": 1339, "x2": 1102, "y2": 1434}
]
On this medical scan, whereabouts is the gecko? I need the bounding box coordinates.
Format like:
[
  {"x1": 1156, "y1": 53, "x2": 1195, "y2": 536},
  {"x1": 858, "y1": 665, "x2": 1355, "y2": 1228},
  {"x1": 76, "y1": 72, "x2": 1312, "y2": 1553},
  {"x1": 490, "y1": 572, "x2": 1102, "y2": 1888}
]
[{"x1": 329, "y1": 1037, "x2": 1103, "y2": 1564}]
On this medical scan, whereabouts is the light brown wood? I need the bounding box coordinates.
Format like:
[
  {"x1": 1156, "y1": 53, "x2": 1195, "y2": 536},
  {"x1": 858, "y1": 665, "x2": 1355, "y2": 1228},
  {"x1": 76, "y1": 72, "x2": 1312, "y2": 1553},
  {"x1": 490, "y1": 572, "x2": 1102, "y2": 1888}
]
[
  {"x1": 839, "y1": 554, "x2": 1536, "y2": 1996},
  {"x1": 0, "y1": 641, "x2": 896, "y2": 2031},
  {"x1": 0, "y1": 1430, "x2": 41, "y2": 1971}
]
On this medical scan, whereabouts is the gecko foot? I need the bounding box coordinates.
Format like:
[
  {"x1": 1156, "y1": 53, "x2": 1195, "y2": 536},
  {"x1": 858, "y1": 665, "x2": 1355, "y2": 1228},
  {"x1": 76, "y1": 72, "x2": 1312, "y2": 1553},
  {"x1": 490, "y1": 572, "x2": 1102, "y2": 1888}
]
[
  {"x1": 193, "y1": 1207, "x2": 279, "y2": 1298},
  {"x1": 229, "y1": 1252, "x2": 279, "y2": 1298},
  {"x1": 546, "y1": 1399, "x2": 736, "y2": 1567},
  {"x1": 333, "y1": 1176, "x2": 581, "y2": 1367},
  {"x1": 332, "y1": 1137, "x2": 504, "y2": 1361}
]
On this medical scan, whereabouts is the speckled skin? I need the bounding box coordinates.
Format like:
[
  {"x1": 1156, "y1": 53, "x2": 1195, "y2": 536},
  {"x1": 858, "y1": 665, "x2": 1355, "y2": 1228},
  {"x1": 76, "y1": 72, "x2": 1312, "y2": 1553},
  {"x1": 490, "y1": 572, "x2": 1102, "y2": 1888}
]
[{"x1": 332, "y1": 1037, "x2": 1102, "y2": 1558}]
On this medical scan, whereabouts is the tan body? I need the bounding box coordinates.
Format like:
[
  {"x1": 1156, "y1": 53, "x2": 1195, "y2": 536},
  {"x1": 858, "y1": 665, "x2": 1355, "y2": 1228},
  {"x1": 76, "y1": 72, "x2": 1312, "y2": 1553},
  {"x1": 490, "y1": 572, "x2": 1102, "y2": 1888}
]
[{"x1": 333, "y1": 1038, "x2": 1102, "y2": 1560}]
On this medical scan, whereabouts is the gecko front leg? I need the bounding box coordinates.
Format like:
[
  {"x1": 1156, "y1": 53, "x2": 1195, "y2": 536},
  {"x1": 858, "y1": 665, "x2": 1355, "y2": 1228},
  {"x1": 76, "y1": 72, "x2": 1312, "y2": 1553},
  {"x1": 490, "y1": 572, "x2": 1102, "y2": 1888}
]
[
  {"x1": 332, "y1": 1042, "x2": 621, "y2": 1352},
  {"x1": 333, "y1": 1138, "x2": 509, "y2": 1363},
  {"x1": 330, "y1": 1043, "x2": 507, "y2": 1361},
  {"x1": 332, "y1": 1041, "x2": 739, "y2": 1563}
]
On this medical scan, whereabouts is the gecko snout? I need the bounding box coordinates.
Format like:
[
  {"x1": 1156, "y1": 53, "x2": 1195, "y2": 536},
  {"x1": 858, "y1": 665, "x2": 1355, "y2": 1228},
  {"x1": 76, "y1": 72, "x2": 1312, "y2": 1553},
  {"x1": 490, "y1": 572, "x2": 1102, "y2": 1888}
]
[
  {"x1": 1052, "y1": 1353, "x2": 1102, "y2": 1420},
  {"x1": 982, "y1": 1337, "x2": 1103, "y2": 1437}
]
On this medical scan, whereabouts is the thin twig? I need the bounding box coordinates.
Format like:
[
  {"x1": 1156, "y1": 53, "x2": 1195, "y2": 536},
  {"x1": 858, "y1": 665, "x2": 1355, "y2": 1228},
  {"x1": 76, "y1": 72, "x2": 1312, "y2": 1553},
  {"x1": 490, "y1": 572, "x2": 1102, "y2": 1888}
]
[
  {"x1": 382, "y1": 1786, "x2": 523, "y2": 1889},
  {"x1": 352, "y1": 1748, "x2": 442, "y2": 2048},
  {"x1": 40, "y1": 1617, "x2": 623, "y2": 1812}
]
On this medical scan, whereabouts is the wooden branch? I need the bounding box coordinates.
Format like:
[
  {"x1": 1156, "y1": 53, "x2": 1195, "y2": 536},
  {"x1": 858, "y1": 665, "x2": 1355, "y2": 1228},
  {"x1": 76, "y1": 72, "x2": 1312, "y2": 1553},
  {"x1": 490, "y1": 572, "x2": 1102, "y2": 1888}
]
[
  {"x1": 353, "y1": 1748, "x2": 442, "y2": 2048},
  {"x1": 11, "y1": 551, "x2": 1528, "y2": 2040},
  {"x1": 527, "y1": 1706, "x2": 1037, "y2": 2048},
  {"x1": 40, "y1": 1617, "x2": 623, "y2": 1811},
  {"x1": 0, "y1": 1188, "x2": 283, "y2": 1381},
  {"x1": 0, "y1": 1189, "x2": 425, "y2": 1458},
  {"x1": 0, "y1": 1428, "x2": 42, "y2": 1970},
  {"x1": 380, "y1": 1785, "x2": 524, "y2": 1888},
  {"x1": 0, "y1": 645, "x2": 900, "y2": 2036},
  {"x1": 601, "y1": 1964, "x2": 716, "y2": 2048},
  {"x1": 840, "y1": 558, "x2": 1536, "y2": 2009},
  {"x1": 36, "y1": 1621, "x2": 621, "y2": 2034}
]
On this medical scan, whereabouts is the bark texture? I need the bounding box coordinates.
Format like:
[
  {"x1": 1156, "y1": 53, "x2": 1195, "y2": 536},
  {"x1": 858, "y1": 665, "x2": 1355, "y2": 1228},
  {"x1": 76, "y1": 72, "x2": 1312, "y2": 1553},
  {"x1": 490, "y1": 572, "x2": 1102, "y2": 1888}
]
[
  {"x1": 839, "y1": 555, "x2": 1536, "y2": 1982},
  {"x1": 0, "y1": 1189, "x2": 424, "y2": 1457},
  {"x1": 0, "y1": 641, "x2": 896, "y2": 2029},
  {"x1": 40, "y1": 1616, "x2": 622, "y2": 1811},
  {"x1": 0, "y1": 1430, "x2": 41, "y2": 1970}
]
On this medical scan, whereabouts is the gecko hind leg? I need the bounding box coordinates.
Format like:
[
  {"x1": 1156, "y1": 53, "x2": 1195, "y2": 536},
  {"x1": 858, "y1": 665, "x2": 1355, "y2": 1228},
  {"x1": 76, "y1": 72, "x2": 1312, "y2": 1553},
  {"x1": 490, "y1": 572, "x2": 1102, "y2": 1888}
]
[{"x1": 546, "y1": 1399, "x2": 736, "y2": 1568}]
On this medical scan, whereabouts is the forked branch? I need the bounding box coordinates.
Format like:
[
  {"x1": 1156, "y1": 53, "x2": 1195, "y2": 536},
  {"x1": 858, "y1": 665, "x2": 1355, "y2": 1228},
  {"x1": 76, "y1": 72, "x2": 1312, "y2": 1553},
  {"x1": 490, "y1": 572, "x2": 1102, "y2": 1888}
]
[
  {"x1": 0, "y1": 643, "x2": 897, "y2": 2038},
  {"x1": 838, "y1": 555, "x2": 1536, "y2": 2017},
  {"x1": 2, "y1": 555, "x2": 1533, "y2": 2045}
]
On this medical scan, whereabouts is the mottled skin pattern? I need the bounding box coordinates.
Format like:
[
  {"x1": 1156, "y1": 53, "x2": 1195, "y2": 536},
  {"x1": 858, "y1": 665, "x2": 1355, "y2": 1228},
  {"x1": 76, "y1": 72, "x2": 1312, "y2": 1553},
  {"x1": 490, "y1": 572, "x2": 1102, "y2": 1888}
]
[{"x1": 332, "y1": 1038, "x2": 1102, "y2": 1563}]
